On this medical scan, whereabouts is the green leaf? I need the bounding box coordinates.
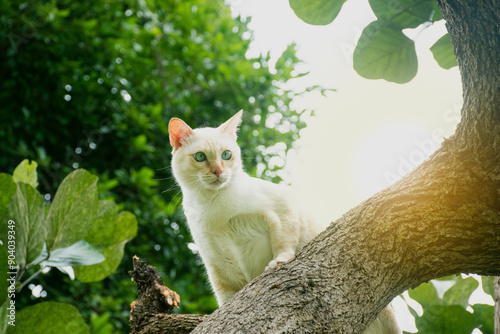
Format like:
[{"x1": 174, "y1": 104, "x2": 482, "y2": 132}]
[
  {"x1": 472, "y1": 304, "x2": 494, "y2": 334},
  {"x1": 415, "y1": 305, "x2": 477, "y2": 334},
  {"x1": 481, "y1": 276, "x2": 494, "y2": 297},
  {"x1": 0, "y1": 247, "x2": 8, "y2": 305},
  {"x1": 430, "y1": 33, "x2": 457, "y2": 70},
  {"x1": 0, "y1": 174, "x2": 16, "y2": 219},
  {"x1": 289, "y1": 0, "x2": 347, "y2": 25},
  {"x1": 12, "y1": 159, "x2": 38, "y2": 188},
  {"x1": 36, "y1": 240, "x2": 105, "y2": 267},
  {"x1": 74, "y1": 201, "x2": 137, "y2": 282},
  {"x1": 90, "y1": 313, "x2": 114, "y2": 334},
  {"x1": 45, "y1": 169, "x2": 99, "y2": 251},
  {"x1": 408, "y1": 281, "x2": 440, "y2": 310},
  {"x1": 431, "y1": 1, "x2": 443, "y2": 21},
  {"x1": 353, "y1": 21, "x2": 418, "y2": 83},
  {"x1": 0, "y1": 183, "x2": 45, "y2": 268},
  {"x1": 369, "y1": 0, "x2": 435, "y2": 29},
  {"x1": 405, "y1": 301, "x2": 419, "y2": 319},
  {"x1": 7, "y1": 302, "x2": 90, "y2": 334},
  {"x1": 442, "y1": 276, "x2": 478, "y2": 308},
  {"x1": 0, "y1": 298, "x2": 10, "y2": 334}
]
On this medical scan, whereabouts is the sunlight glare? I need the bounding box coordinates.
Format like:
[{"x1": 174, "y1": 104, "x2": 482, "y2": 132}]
[{"x1": 353, "y1": 122, "x2": 435, "y2": 199}]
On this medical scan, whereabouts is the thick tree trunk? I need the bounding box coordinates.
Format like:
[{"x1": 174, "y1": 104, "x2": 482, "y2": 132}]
[
  {"x1": 131, "y1": 0, "x2": 500, "y2": 332},
  {"x1": 190, "y1": 0, "x2": 500, "y2": 332}
]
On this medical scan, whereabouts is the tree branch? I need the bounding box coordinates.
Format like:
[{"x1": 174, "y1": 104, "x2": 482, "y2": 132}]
[{"x1": 129, "y1": 256, "x2": 206, "y2": 334}]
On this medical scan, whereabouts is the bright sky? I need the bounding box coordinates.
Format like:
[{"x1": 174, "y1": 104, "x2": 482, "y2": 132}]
[
  {"x1": 230, "y1": 0, "x2": 462, "y2": 222},
  {"x1": 229, "y1": 0, "x2": 493, "y2": 332}
]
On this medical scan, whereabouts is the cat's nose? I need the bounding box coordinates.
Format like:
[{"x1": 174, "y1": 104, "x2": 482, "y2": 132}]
[{"x1": 212, "y1": 169, "x2": 223, "y2": 178}]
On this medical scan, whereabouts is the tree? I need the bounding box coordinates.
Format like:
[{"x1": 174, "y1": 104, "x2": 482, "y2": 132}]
[
  {"x1": 134, "y1": 0, "x2": 499, "y2": 332},
  {"x1": 0, "y1": 0, "x2": 312, "y2": 330}
]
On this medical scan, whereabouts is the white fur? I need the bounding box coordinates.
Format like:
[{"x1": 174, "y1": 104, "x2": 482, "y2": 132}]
[{"x1": 169, "y1": 112, "x2": 400, "y2": 334}]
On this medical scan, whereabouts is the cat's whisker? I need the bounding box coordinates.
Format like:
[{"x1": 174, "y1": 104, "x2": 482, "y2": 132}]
[
  {"x1": 153, "y1": 176, "x2": 175, "y2": 181},
  {"x1": 165, "y1": 191, "x2": 183, "y2": 211},
  {"x1": 161, "y1": 183, "x2": 180, "y2": 193}
]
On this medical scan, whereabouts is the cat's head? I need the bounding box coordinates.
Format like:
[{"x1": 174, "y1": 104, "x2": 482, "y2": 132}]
[{"x1": 169, "y1": 111, "x2": 243, "y2": 191}]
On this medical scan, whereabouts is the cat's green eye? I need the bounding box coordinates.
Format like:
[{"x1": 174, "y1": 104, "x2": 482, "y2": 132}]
[
  {"x1": 194, "y1": 152, "x2": 207, "y2": 162},
  {"x1": 221, "y1": 150, "x2": 232, "y2": 160}
]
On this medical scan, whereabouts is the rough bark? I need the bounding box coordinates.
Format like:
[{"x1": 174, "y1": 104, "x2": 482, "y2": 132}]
[
  {"x1": 129, "y1": 256, "x2": 206, "y2": 334},
  {"x1": 132, "y1": 0, "x2": 500, "y2": 333}
]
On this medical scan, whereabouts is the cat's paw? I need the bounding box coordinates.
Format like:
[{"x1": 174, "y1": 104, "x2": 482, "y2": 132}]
[
  {"x1": 265, "y1": 252, "x2": 294, "y2": 271},
  {"x1": 265, "y1": 260, "x2": 278, "y2": 271}
]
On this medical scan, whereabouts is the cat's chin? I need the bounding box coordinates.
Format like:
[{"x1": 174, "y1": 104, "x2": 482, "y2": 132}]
[
  {"x1": 204, "y1": 180, "x2": 229, "y2": 190},
  {"x1": 197, "y1": 175, "x2": 231, "y2": 190}
]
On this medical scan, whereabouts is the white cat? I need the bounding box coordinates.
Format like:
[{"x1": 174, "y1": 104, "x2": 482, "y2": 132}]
[{"x1": 169, "y1": 111, "x2": 400, "y2": 334}]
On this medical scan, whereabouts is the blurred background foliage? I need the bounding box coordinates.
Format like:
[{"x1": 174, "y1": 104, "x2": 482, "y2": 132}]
[{"x1": 0, "y1": 0, "x2": 311, "y2": 331}]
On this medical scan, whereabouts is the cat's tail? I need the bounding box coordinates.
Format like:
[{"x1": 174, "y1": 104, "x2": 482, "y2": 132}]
[{"x1": 363, "y1": 305, "x2": 401, "y2": 334}]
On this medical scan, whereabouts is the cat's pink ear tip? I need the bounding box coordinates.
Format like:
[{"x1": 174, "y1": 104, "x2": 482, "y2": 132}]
[{"x1": 169, "y1": 118, "x2": 193, "y2": 149}]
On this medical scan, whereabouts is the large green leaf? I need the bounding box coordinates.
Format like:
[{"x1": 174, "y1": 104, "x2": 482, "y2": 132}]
[
  {"x1": 481, "y1": 276, "x2": 494, "y2": 297},
  {"x1": 415, "y1": 305, "x2": 477, "y2": 334},
  {"x1": 472, "y1": 304, "x2": 494, "y2": 334},
  {"x1": 0, "y1": 174, "x2": 16, "y2": 219},
  {"x1": 12, "y1": 159, "x2": 38, "y2": 189},
  {"x1": 354, "y1": 21, "x2": 418, "y2": 83},
  {"x1": 45, "y1": 169, "x2": 98, "y2": 251},
  {"x1": 82, "y1": 200, "x2": 120, "y2": 247},
  {"x1": 33, "y1": 240, "x2": 104, "y2": 267},
  {"x1": 431, "y1": 1, "x2": 442, "y2": 21},
  {"x1": 430, "y1": 33, "x2": 458, "y2": 70},
  {"x1": 74, "y1": 202, "x2": 137, "y2": 282},
  {"x1": 369, "y1": 0, "x2": 435, "y2": 29},
  {"x1": 0, "y1": 247, "x2": 8, "y2": 305},
  {"x1": 408, "y1": 281, "x2": 440, "y2": 310},
  {"x1": 289, "y1": 0, "x2": 347, "y2": 25},
  {"x1": 0, "y1": 298, "x2": 10, "y2": 334},
  {"x1": 7, "y1": 302, "x2": 90, "y2": 334},
  {"x1": 442, "y1": 276, "x2": 478, "y2": 308},
  {"x1": 0, "y1": 183, "x2": 45, "y2": 268}
]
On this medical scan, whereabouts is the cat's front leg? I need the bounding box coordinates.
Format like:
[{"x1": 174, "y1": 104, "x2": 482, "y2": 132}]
[
  {"x1": 265, "y1": 249, "x2": 295, "y2": 270},
  {"x1": 210, "y1": 276, "x2": 239, "y2": 306},
  {"x1": 206, "y1": 263, "x2": 239, "y2": 305},
  {"x1": 263, "y1": 210, "x2": 298, "y2": 270}
]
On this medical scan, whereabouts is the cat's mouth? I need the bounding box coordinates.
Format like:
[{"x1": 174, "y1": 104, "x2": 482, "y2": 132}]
[
  {"x1": 207, "y1": 177, "x2": 227, "y2": 189},
  {"x1": 200, "y1": 174, "x2": 229, "y2": 189}
]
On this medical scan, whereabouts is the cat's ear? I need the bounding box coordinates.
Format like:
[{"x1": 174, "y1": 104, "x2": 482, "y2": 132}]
[
  {"x1": 169, "y1": 118, "x2": 193, "y2": 150},
  {"x1": 219, "y1": 110, "x2": 243, "y2": 140}
]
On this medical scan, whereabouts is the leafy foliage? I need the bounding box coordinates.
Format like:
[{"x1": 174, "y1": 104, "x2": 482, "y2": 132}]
[
  {"x1": 406, "y1": 276, "x2": 494, "y2": 334},
  {"x1": 430, "y1": 33, "x2": 458, "y2": 69},
  {"x1": 289, "y1": 0, "x2": 457, "y2": 82},
  {"x1": 1, "y1": 0, "x2": 309, "y2": 330},
  {"x1": 289, "y1": 0, "x2": 347, "y2": 25},
  {"x1": 354, "y1": 20, "x2": 417, "y2": 83},
  {"x1": 0, "y1": 160, "x2": 137, "y2": 333},
  {"x1": 7, "y1": 302, "x2": 90, "y2": 334}
]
